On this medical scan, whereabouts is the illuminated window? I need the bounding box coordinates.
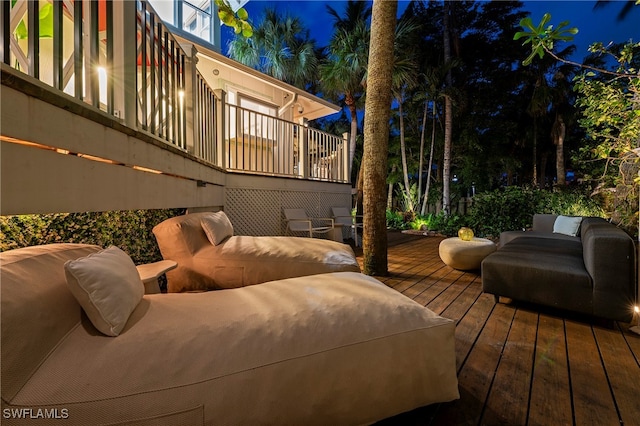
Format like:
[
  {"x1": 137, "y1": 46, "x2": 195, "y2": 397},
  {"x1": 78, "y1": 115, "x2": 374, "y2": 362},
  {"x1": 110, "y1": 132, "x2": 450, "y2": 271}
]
[{"x1": 148, "y1": 0, "x2": 215, "y2": 45}]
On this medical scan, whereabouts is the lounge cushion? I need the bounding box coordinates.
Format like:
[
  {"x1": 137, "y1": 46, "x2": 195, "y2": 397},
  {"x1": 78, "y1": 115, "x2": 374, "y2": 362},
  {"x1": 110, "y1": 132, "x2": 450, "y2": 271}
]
[
  {"x1": 153, "y1": 213, "x2": 361, "y2": 292},
  {"x1": 64, "y1": 246, "x2": 144, "y2": 336},
  {"x1": 2, "y1": 243, "x2": 459, "y2": 425},
  {"x1": 0, "y1": 244, "x2": 101, "y2": 403}
]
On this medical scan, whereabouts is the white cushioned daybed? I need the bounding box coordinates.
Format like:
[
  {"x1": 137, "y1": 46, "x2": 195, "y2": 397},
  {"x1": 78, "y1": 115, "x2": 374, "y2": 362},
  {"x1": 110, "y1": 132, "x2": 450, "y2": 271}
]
[
  {"x1": 1, "y1": 243, "x2": 459, "y2": 425},
  {"x1": 153, "y1": 211, "x2": 361, "y2": 292}
]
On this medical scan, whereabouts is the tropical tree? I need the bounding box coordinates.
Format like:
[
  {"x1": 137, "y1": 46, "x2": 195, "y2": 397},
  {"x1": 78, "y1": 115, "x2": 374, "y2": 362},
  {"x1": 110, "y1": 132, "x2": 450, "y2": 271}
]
[
  {"x1": 515, "y1": 12, "x2": 640, "y2": 232},
  {"x1": 595, "y1": 0, "x2": 640, "y2": 21},
  {"x1": 320, "y1": 1, "x2": 371, "y2": 177},
  {"x1": 418, "y1": 65, "x2": 449, "y2": 215},
  {"x1": 227, "y1": 8, "x2": 319, "y2": 90},
  {"x1": 362, "y1": 0, "x2": 396, "y2": 276},
  {"x1": 442, "y1": 0, "x2": 453, "y2": 214},
  {"x1": 391, "y1": 17, "x2": 419, "y2": 211}
]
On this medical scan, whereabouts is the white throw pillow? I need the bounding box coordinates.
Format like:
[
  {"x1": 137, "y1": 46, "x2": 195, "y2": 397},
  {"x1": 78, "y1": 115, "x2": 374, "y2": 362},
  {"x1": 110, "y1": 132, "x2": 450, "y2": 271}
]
[
  {"x1": 553, "y1": 215, "x2": 583, "y2": 237},
  {"x1": 64, "y1": 246, "x2": 144, "y2": 336},
  {"x1": 201, "y1": 211, "x2": 234, "y2": 246}
]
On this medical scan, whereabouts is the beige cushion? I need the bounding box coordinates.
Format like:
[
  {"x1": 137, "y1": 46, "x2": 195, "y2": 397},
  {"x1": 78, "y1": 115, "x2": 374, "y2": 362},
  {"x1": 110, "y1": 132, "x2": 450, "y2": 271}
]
[
  {"x1": 7, "y1": 271, "x2": 459, "y2": 424},
  {"x1": 153, "y1": 213, "x2": 361, "y2": 292},
  {"x1": 64, "y1": 246, "x2": 144, "y2": 336},
  {"x1": 201, "y1": 211, "x2": 234, "y2": 246}
]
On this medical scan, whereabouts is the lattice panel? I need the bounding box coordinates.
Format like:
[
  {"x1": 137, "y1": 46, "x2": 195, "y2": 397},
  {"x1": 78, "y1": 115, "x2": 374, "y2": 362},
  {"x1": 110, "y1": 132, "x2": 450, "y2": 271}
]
[
  {"x1": 319, "y1": 192, "x2": 351, "y2": 217},
  {"x1": 226, "y1": 188, "x2": 352, "y2": 236},
  {"x1": 226, "y1": 188, "x2": 282, "y2": 236}
]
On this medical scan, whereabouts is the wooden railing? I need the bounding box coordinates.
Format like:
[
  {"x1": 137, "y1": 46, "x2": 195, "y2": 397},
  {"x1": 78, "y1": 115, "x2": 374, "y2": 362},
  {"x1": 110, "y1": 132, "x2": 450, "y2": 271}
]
[
  {"x1": 1, "y1": 0, "x2": 348, "y2": 183},
  {"x1": 223, "y1": 104, "x2": 348, "y2": 181}
]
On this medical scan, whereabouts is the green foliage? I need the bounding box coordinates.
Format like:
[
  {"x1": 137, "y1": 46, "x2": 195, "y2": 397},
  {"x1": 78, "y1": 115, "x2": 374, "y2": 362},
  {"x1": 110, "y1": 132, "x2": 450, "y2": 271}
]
[
  {"x1": 215, "y1": 0, "x2": 253, "y2": 37},
  {"x1": 386, "y1": 210, "x2": 411, "y2": 230},
  {"x1": 466, "y1": 186, "x2": 541, "y2": 237},
  {"x1": 466, "y1": 186, "x2": 604, "y2": 238},
  {"x1": 514, "y1": 14, "x2": 578, "y2": 65},
  {"x1": 0, "y1": 209, "x2": 185, "y2": 264},
  {"x1": 427, "y1": 212, "x2": 465, "y2": 237},
  {"x1": 396, "y1": 183, "x2": 420, "y2": 213}
]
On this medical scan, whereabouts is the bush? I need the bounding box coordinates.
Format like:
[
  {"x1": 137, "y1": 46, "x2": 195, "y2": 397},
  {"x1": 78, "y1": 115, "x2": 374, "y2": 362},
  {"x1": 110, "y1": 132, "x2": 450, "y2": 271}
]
[
  {"x1": 386, "y1": 210, "x2": 410, "y2": 230},
  {"x1": 466, "y1": 186, "x2": 605, "y2": 238},
  {"x1": 428, "y1": 212, "x2": 465, "y2": 237},
  {"x1": 0, "y1": 209, "x2": 185, "y2": 264}
]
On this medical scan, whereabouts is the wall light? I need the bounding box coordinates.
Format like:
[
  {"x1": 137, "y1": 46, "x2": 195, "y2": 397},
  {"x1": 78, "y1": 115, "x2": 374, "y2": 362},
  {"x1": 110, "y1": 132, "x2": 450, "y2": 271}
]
[
  {"x1": 630, "y1": 306, "x2": 640, "y2": 335},
  {"x1": 97, "y1": 66, "x2": 107, "y2": 105}
]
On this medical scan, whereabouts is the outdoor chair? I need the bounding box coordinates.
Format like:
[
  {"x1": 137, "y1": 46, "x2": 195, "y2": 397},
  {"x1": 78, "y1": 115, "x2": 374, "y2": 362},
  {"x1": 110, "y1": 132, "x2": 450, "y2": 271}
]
[
  {"x1": 283, "y1": 208, "x2": 335, "y2": 238},
  {"x1": 331, "y1": 206, "x2": 363, "y2": 246}
]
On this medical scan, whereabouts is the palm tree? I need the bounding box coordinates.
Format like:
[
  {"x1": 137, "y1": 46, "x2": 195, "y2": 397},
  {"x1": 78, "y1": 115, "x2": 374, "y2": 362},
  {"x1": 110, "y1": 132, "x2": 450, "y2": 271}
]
[
  {"x1": 524, "y1": 44, "x2": 576, "y2": 186},
  {"x1": 227, "y1": 9, "x2": 319, "y2": 90},
  {"x1": 595, "y1": 0, "x2": 639, "y2": 21},
  {"x1": 320, "y1": 1, "x2": 371, "y2": 177},
  {"x1": 362, "y1": 0, "x2": 396, "y2": 276},
  {"x1": 442, "y1": 0, "x2": 453, "y2": 215},
  {"x1": 391, "y1": 17, "x2": 419, "y2": 212}
]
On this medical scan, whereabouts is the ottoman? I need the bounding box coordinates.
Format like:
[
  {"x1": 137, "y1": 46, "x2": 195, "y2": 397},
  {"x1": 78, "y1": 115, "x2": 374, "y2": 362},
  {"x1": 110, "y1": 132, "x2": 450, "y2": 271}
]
[{"x1": 439, "y1": 237, "x2": 496, "y2": 270}]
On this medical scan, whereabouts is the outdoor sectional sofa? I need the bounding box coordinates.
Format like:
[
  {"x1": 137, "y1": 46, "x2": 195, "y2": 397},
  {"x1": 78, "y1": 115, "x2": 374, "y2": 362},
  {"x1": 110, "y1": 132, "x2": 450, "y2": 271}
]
[
  {"x1": 153, "y1": 211, "x2": 361, "y2": 292},
  {"x1": 1, "y1": 243, "x2": 459, "y2": 425},
  {"x1": 482, "y1": 214, "x2": 637, "y2": 322}
]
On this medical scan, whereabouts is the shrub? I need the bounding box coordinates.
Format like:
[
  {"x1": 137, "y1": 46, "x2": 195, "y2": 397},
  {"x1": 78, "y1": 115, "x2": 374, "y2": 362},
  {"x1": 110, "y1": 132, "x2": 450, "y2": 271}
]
[
  {"x1": 0, "y1": 209, "x2": 185, "y2": 264},
  {"x1": 386, "y1": 210, "x2": 410, "y2": 230},
  {"x1": 428, "y1": 212, "x2": 465, "y2": 237},
  {"x1": 466, "y1": 186, "x2": 605, "y2": 238}
]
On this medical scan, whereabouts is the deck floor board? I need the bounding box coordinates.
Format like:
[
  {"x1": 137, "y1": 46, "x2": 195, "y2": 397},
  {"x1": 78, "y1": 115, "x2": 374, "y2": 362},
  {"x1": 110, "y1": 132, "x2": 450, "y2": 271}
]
[{"x1": 365, "y1": 234, "x2": 638, "y2": 425}]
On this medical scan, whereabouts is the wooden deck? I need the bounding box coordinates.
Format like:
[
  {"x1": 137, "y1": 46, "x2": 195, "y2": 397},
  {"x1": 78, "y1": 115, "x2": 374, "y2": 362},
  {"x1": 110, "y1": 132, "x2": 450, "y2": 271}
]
[{"x1": 360, "y1": 233, "x2": 640, "y2": 426}]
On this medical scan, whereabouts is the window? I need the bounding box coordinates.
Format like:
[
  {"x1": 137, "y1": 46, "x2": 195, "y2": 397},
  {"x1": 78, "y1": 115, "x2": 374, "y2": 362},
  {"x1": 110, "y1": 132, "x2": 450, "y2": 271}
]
[
  {"x1": 182, "y1": 1, "x2": 213, "y2": 43},
  {"x1": 148, "y1": 0, "x2": 215, "y2": 45}
]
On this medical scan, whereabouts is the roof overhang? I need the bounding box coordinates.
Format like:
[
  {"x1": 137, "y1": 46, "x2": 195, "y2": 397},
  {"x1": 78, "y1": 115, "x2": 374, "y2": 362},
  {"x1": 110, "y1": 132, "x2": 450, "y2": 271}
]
[{"x1": 181, "y1": 39, "x2": 341, "y2": 121}]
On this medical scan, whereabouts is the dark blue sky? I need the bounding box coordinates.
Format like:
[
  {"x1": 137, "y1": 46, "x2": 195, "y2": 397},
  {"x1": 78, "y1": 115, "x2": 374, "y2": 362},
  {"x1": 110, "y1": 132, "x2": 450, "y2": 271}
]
[{"x1": 222, "y1": 1, "x2": 639, "y2": 62}]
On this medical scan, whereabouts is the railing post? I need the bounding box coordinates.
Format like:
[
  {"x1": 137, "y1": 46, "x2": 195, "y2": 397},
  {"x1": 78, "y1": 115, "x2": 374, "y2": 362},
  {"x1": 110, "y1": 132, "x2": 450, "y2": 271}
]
[
  {"x1": 0, "y1": 0, "x2": 9, "y2": 65},
  {"x1": 112, "y1": 0, "x2": 137, "y2": 127},
  {"x1": 298, "y1": 118, "x2": 308, "y2": 179},
  {"x1": 214, "y1": 89, "x2": 226, "y2": 168},
  {"x1": 342, "y1": 132, "x2": 350, "y2": 183},
  {"x1": 182, "y1": 43, "x2": 198, "y2": 156},
  {"x1": 27, "y1": 0, "x2": 39, "y2": 78}
]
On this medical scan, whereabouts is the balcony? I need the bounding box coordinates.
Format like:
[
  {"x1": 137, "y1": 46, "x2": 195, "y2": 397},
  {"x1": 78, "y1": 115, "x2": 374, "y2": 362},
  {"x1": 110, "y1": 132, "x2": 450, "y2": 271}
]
[{"x1": 0, "y1": 0, "x2": 349, "y2": 183}]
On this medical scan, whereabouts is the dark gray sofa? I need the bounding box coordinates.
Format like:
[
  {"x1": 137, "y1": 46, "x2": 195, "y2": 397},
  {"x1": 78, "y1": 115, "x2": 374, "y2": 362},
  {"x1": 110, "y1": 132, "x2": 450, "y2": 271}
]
[{"x1": 481, "y1": 214, "x2": 637, "y2": 322}]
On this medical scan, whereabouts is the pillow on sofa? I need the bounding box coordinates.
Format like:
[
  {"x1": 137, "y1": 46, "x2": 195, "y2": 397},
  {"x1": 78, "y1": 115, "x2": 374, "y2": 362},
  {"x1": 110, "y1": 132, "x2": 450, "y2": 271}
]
[
  {"x1": 201, "y1": 211, "x2": 234, "y2": 246},
  {"x1": 64, "y1": 246, "x2": 144, "y2": 336},
  {"x1": 553, "y1": 215, "x2": 583, "y2": 237}
]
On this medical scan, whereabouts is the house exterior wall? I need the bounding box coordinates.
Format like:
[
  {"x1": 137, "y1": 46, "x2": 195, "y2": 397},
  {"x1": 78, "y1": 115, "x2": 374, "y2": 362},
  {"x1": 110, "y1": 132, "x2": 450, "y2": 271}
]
[
  {"x1": 224, "y1": 173, "x2": 352, "y2": 236},
  {"x1": 1, "y1": 71, "x2": 352, "y2": 235}
]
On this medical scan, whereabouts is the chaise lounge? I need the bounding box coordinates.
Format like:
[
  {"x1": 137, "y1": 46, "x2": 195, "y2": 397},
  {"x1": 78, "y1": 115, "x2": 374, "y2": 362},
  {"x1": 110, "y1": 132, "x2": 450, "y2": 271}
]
[
  {"x1": 153, "y1": 211, "x2": 361, "y2": 292},
  {"x1": 1, "y1": 243, "x2": 460, "y2": 425}
]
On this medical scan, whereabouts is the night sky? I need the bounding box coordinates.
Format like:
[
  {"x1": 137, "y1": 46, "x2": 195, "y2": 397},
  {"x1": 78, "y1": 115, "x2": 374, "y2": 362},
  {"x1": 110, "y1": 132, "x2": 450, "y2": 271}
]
[{"x1": 221, "y1": 0, "x2": 639, "y2": 62}]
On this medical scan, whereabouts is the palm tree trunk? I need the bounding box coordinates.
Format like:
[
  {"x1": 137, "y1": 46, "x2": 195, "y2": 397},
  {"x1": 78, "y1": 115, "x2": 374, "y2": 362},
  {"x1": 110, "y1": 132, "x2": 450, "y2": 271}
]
[
  {"x1": 421, "y1": 101, "x2": 437, "y2": 216},
  {"x1": 398, "y1": 96, "x2": 414, "y2": 212},
  {"x1": 417, "y1": 100, "x2": 428, "y2": 208},
  {"x1": 388, "y1": 164, "x2": 397, "y2": 209},
  {"x1": 554, "y1": 113, "x2": 566, "y2": 185},
  {"x1": 532, "y1": 119, "x2": 538, "y2": 187},
  {"x1": 347, "y1": 99, "x2": 358, "y2": 178},
  {"x1": 442, "y1": 1, "x2": 453, "y2": 215},
  {"x1": 362, "y1": 0, "x2": 396, "y2": 276}
]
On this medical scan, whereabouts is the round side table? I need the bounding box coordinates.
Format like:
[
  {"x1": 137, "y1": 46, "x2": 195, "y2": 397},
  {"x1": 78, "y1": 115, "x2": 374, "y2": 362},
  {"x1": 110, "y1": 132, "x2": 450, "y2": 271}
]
[{"x1": 439, "y1": 237, "x2": 496, "y2": 270}]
